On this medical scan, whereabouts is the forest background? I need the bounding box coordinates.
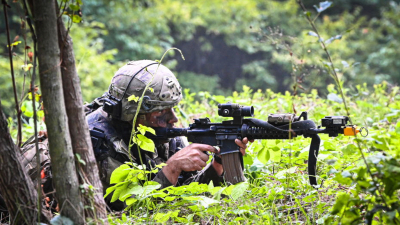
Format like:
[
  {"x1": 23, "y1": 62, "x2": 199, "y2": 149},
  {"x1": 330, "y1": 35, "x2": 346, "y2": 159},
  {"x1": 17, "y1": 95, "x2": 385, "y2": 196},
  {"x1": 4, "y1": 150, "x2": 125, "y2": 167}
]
[{"x1": 1, "y1": 0, "x2": 400, "y2": 118}]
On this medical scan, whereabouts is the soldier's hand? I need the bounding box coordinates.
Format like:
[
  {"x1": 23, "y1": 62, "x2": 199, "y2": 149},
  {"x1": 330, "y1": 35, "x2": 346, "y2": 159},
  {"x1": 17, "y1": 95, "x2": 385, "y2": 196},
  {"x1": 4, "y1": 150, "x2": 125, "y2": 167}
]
[
  {"x1": 162, "y1": 143, "x2": 217, "y2": 185},
  {"x1": 211, "y1": 137, "x2": 252, "y2": 175},
  {"x1": 235, "y1": 137, "x2": 252, "y2": 156}
]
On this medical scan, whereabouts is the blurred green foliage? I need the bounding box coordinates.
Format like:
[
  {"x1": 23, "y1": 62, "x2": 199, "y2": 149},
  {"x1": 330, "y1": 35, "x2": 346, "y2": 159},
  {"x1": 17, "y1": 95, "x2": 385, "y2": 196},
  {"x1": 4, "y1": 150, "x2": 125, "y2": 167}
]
[{"x1": 1, "y1": 0, "x2": 399, "y2": 116}]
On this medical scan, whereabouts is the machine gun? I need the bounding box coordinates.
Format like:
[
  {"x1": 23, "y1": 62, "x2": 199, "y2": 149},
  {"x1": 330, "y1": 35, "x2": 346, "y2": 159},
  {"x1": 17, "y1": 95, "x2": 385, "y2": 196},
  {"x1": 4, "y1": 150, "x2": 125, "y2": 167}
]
[{"x1": 151, "y1": 103, "x2": 364, "y2": 186}]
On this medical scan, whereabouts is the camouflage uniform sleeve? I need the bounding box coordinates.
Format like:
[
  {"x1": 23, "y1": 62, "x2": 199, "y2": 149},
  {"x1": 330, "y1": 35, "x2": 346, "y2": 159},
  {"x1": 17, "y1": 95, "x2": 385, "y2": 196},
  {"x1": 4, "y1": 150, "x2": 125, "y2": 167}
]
[
  {"x1": 172, "y1": 137, "x2": 225, "y2": 186},
  {"x1": 153, "y1": 169, "x2": 173, "y2": 189}
]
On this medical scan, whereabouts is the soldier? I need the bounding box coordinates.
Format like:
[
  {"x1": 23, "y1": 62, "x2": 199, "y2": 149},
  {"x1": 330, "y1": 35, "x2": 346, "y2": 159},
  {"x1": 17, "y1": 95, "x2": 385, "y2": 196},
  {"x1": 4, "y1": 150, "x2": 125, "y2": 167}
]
[
  {"x1": 85, "y1": 60, "x2": 249, "y2": 209},
  {"x1": 14, "y1": 60, "x2": 249, "y2": 211}
]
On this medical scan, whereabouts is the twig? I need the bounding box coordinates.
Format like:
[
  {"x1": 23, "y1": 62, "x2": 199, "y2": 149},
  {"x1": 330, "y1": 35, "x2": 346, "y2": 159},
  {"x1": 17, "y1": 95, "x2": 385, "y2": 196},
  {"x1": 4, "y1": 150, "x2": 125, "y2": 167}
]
[
  {"x1": 2, "y1": 0, "x2": 22, "y2": 147},
  {"x1": 296, "y1": 0, "x2": 389, "y2": 209}
]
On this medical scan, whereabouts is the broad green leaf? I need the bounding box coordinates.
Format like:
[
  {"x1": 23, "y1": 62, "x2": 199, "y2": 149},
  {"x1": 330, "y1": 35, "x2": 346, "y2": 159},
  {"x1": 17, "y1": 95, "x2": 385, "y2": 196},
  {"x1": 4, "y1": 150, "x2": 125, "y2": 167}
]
[
  {"x1": 154, "y1": 212, "x2": 170, "y2": 223},
  {"x1": 110, "y1": 164, "x2": 130, "y2": 184},
  {"x1": 182, "y1": 196, "x2": 219, "y2": 208},
  {"x1": 342, "y1": 144, "x2": 357, "y2": 155},
  {"x1": 119, "y1": 184, "x2": 144, "y2": 201},
  {"x1": 137, "y1": 134, "x2": 155, "y2": 152},
  {"x1": 104, "y1": 185, "x2": 117, "y2": 198},
  {"x1": 164, "y1": 196, "x2": 176, "y2": 201},
  {"x1": 323, "y1": 141, "x2": 336, "y2": 151},
  {"x1": 72, "y1": 15, "x2": 82, "y2": 23},
  {"x1": 21, "y1": 101, "x2": 33, "y2": 118},
  {"x1": 69, "y1": 4, "x2": 80, "y2": 11},
  {"x1": 230, "y1": 182, "x2": 249, "y2": 200},
  {"x1": 269, "y1": 146, "x2": 281, "y2": 162},
  {"x1": 222, "y1": 184, "x2": 235, "y2": 196},
  {"x1": 141, "y1": 184, "x2": 161, "y2": 196},
  {"x1": 121, "y1": 213, "x2": 127, "y2": 222},
  {"x1": 243, "y1": 153, "x2": 253, "y2": 165},
  {"x1": 303, "y1": 194, "x2": 317, "y2": 203},
  {"x1": 275, "y1": 167, "x2": 297, "y2": 179},
  {"x1": 111, "y1": 182, "x2": 129, "y2": 202},
  {"x1": 331, "y1": 192, "x2": 350, "y2": 215},
  {"x1": 138, "y1": 124, "x2": 156, "y2": 135},
  {"x1": 257, "y1": 146, "x2": 270, "y2": 164}
]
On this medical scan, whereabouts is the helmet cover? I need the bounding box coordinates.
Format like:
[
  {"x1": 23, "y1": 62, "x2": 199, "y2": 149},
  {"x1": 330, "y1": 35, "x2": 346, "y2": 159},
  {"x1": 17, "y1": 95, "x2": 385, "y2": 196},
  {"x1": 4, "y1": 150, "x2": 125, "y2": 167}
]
[{"x1": 108, "y1": 60, "x2": 182, "y2": 121}]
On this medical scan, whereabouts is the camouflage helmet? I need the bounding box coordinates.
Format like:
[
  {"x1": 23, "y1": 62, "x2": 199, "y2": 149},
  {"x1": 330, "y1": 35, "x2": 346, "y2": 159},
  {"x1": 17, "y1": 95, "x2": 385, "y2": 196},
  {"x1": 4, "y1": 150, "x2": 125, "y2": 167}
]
[{"x1": 107, "y1": 60, "x2": 182, "y2": 121}]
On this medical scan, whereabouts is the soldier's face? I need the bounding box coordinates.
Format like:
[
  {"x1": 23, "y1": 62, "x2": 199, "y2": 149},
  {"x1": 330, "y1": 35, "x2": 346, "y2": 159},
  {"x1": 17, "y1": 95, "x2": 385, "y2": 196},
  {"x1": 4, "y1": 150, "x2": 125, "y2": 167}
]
[{"x1": 143, "y1": 108, "x2": 178, "y2": 128}]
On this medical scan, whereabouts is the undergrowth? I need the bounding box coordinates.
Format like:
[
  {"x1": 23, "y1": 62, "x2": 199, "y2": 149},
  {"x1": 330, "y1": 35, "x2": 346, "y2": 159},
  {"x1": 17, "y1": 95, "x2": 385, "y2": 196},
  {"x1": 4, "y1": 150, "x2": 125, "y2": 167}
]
[{"x1": 105, "y1": 82, "x2": 400, "y2": 224}]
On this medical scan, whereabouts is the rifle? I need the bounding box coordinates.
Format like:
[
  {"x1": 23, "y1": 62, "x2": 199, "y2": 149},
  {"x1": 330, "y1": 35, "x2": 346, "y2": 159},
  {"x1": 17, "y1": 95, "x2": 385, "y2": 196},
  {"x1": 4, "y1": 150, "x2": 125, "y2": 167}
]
[{"x1": 152, "y1": 103, "x2": 365, "y2": 186}]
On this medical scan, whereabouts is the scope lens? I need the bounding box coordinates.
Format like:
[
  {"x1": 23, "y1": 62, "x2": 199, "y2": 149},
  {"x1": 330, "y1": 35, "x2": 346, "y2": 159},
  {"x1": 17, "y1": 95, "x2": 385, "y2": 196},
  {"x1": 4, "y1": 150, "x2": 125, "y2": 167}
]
[{"x1": 241, "y1": 106, "x2": 254, "y2": 117}]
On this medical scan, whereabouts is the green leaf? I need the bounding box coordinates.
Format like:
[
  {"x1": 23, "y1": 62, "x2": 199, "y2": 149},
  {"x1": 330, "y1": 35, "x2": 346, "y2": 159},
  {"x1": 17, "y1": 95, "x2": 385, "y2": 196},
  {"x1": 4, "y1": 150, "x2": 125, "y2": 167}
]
[
  {"x1": 111, "y1": 182, "x2": 129, "y2": 202},
  {"x1": 183, "y1": 196, "x2": 219, "y2": 208},
  {"x1": 72, "y1": 15, "x2": 82, "y2": 23},
  {"x1": 164, "y1": 196, "x2": 176, "y2": 201},
  {"x1": 243, "y1": 153, "x2": 253, "y2": 166},
  {"x1": 119, "y1": 184, "x2": 144, "y2": 201},
  {"x1": 21, "y1": 101, "x2": 33, "y2": 118},
  {"x1": 342, "y1": 144, "x2": 357, "y2": 155},
  {"x1": 230, "y1": 182, "x2": 249, "y2": 200},
  {"x1": 126, "y1": 198, "x2": 137, "y2": 206},
  {"x1": 137, "y1": 134, "x2": 155, "y2": 152},
  {"x1": 323, "y1": 141, "x2": 335, "y2": 150},
  {"x1": 275, "y1": 167, "x2": 297, "y2": 179},
  {"x1": 69, "y1": 4, "x2": 80, "y2": 11},
  {"x1": 104, "y1": 185, "x2": 117, "y2": 198},
  {"x1": 7, "y1": 41, "x2": 21, "y2": 47},
  {"x1": 269, "y1": 146, "x2": 281, "y2": 162},
  {"x1": 138, "y1": 124, "x2": 156, "y2": 135},
  {"x1": 257, "y1": 146, "x2": 270, "y2": 164},
  {"x1": 154, "y1": 212, "x2": 170, "y2": 223},
  {"x1": 331, "y1": 192, "x2": 350, "y2": 215},
  {"x1": 75, "y1": 153, "x2": 86, "y2": 165},
  {"x1": 110, "y1": 164, "x2": 131, "y2": 184},
  {"x1": 128, "y1": 94, "x2": 139, "y2": 102}
]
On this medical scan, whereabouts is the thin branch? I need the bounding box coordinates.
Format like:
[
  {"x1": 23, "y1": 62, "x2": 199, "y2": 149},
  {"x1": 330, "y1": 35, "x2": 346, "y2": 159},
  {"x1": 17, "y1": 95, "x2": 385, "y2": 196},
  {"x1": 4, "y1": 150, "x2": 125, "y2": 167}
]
[
  {"x1": 296, "y1": 0, "x2": 389, "y2": 209},
  {"x1": 3, "y1": 0, "x2": 23, "y2": 147}
]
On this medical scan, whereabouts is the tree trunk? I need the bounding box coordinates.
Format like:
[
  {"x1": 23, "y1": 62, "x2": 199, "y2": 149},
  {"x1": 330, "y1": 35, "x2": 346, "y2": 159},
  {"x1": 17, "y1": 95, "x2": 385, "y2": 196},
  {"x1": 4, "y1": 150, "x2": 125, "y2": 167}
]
[
  {"x1": 0, "y1": 97, "x2": 51, "y2": 224},
  {"x1": 32, "y1": 0, "x2": 84, "y2": 224},
  {"x1": 57, "y1": 4, "x2": 108, "y2": 221}
]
